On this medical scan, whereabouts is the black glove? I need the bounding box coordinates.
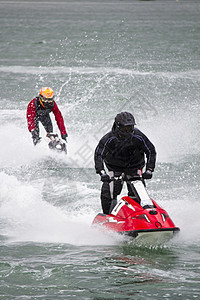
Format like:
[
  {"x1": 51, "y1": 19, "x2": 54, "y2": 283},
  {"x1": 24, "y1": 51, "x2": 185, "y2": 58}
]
[
  {"x1": 100, "y1": 170, "x2": 111, "y2": 183},
  {"x1": 31, "y1": 130, "x2": 41, "y2": 145},
  {"x1": 61, "y1": 134, "x2": 68, "y2": 141},
  {"x1": 142, "y1": 169, "x2": 153, "y2": 180}
]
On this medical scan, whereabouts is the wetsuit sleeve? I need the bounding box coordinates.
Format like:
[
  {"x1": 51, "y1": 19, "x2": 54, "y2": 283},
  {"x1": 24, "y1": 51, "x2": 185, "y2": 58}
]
[
  {"x1": 138, "y1": 132, "x2": 156, "y2": 171},
  {"x1": 94, "y1": 133, "x2": 112, "y2": 174},
  {"x1": 27, "y1": 99, "x2": 36, "y2": 132},
  {"x1": 94, "y1": 139, "x2": 105, "y2": 174},
  {"x1": 52, "y1": 102, "x2": 67, "y2": 136}
]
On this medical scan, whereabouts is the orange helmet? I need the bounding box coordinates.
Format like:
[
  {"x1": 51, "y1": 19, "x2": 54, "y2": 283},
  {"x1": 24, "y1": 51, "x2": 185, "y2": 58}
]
[{"x1": 39, "y1": 87, "x2": 54, "y2": 104}]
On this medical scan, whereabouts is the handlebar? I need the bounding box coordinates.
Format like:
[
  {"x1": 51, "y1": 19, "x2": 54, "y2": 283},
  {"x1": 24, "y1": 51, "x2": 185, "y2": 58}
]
[{"x1": 46, "y1": 133, "x2": 58, "y2": 139}]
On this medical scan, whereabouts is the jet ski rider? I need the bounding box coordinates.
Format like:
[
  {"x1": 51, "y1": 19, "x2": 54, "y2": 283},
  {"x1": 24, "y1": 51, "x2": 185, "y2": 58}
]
[
  {"x1": 94, "y1": 111, "x2": 156, "y2": 214},
  {"x1": 27, "y1": 87, "x2": 68, "y2": 145}
]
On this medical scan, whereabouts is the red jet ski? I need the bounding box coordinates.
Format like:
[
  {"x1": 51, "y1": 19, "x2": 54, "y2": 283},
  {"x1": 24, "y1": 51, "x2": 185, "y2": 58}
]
[{"x1": 92, "y1": 177, "x2": 180, "y2": 244}]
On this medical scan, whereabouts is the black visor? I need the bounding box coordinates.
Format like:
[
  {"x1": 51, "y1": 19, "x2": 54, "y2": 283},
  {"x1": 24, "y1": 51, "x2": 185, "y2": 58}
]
[
  {"x1": 119, "y1": 124, "x2": 134, "y2": 133},
  {"x1": 40, "y1": 95, "x2": 54, "y2": 103}
]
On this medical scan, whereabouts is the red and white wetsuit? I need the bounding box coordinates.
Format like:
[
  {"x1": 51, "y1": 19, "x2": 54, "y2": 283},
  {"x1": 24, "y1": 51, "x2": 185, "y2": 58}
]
[{"x1": 27, "y1": 97, "x2": 67, "y2": 136}]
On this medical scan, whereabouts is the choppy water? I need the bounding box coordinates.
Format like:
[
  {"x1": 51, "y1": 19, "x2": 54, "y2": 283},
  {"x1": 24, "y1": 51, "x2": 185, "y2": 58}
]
[{"x1": 0, "y1": 0, "x2": 200, "y2": 299}]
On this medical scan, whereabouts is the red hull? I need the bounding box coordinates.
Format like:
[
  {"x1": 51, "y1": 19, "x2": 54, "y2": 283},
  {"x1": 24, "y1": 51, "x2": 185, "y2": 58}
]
[{"x1": 92, "y1": 195, "x2": 180, "y2": 239}]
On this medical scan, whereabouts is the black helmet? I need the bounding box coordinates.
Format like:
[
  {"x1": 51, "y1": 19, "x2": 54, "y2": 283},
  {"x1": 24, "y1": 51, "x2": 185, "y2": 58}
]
[{"x1": 114, "y1": 112, "x2": 136, "y2": 138}]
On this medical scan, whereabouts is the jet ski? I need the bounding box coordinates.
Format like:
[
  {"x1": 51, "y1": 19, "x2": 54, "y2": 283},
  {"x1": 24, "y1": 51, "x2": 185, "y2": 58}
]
[
  {"x1": 92, "y1": 177, "x2": 180, "y2": 245},
  {"x1": 47, "y1": 133, "x2": 67, "y2": 154}
]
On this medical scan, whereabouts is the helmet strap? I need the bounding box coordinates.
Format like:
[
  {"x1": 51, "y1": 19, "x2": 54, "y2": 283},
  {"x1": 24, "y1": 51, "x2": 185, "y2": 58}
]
[{"x1": 39, "y1": 97, "x2": 45, "y2": 108}]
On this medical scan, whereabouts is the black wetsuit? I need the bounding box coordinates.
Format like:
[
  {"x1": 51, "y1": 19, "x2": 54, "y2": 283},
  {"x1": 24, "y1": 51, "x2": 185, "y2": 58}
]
[
  {"x1": 34, "y1": 97, "x2": 55, "y2": 135},
  {"x1": 94, "y1": 125, "x2": 156, "y2": 214}
]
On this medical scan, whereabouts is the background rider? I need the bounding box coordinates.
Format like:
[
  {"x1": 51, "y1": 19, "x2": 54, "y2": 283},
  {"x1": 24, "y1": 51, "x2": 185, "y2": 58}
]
[{"x1": 26, "y1": 87, "x2": 68, "y2": 145}]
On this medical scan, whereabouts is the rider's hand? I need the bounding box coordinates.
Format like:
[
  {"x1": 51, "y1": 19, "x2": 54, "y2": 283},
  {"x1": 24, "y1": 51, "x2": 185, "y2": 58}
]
[
  {"x1": 31, "y1": 130, "x2": 41, "y2": 145},
  {"x1": 61, "y1": 134, "x2": 68, "y2": 141},
  {"x1": 142, "y1": 169, "x2": 153, "y2": 179},
  {"x1": 100, "y1": 170, "x2": 111, "y2": 183}
]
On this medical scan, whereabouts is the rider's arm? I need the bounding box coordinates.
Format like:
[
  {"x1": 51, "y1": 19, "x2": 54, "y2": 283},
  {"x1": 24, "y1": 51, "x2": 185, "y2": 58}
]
[
  {"x1": 134, "y1": 129, "x2": 156, "y2": 171},
  {"x1": 52, "y1": 102, "x2": 67, "y2": 136},
  {"x1": 142, "y1": 134, "x2": 156, "y2": 171},
  {"x1": 94, "y1": 137, "x2": 107, "y2": 174},
  {"x1": 27, "y1": 99, "x2": 36, "y2": 132}
]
